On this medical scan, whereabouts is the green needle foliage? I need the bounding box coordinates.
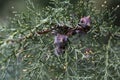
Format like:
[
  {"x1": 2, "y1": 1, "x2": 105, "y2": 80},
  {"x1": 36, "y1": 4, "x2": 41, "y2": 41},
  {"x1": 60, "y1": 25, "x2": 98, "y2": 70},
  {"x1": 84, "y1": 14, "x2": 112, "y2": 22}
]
[{"x1": 0, "y1": 0, "x2": 120, "y2": 80}]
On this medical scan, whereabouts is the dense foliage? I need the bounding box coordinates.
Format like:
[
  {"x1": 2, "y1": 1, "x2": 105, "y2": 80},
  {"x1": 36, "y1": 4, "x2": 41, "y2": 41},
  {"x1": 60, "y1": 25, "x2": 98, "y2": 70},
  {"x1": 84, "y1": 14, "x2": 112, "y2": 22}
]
[{"x1": 0, "y1": 0, "x2": 120, "y2": 80}]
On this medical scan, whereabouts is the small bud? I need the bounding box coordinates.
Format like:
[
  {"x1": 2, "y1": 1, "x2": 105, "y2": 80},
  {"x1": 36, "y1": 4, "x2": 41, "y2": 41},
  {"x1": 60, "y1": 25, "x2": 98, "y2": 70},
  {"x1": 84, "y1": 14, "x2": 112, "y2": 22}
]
[
  {"x1": 117, "y1": 5, "x2": 119, "y2": 8},
  {"x1": 104, "y1": 1, "x2": 107, "y2": 4},
  {"x1": 101, "y1": 4, "x2": 104, "y2": 7},
  {"x1": 11, "y1": 6, "x2": 14, "y2": 9},
  {"x1": 83, "y1": 48, "x2": 93, "y2": 59}
]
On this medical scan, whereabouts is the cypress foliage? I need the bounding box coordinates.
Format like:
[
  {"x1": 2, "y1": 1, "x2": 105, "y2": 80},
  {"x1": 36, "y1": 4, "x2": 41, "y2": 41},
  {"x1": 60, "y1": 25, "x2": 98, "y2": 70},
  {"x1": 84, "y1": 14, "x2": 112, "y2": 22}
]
[{"x1": 0, "y1": 0, "x2": 120, "y2": 80}]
